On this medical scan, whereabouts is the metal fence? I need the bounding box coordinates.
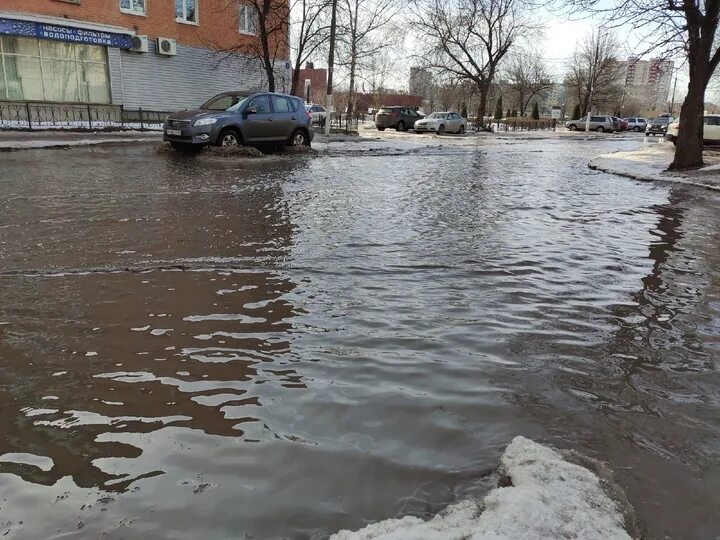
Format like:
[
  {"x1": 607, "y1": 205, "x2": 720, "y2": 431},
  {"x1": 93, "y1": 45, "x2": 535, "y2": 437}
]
[{"x1": 0, "y1": 101, "x2": 174, "y2": 131}]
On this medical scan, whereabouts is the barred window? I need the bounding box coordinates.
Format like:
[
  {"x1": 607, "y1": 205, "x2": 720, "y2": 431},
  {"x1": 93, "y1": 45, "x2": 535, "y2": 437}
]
[
  {"x1": 0, "y1": 36, "x2": 111, "y2": 103},
  {"x1": 120, "y1": 0, "x2": 146, "y2": 15}
]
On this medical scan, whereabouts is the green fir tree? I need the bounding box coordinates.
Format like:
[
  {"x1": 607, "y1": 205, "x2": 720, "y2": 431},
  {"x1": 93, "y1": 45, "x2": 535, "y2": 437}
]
[
  {"x1": 531, "y1": 102, "x2": 540, "y2": 120},
  {"x1": 494, "y1": 96, "x2": 503, "y2": 120}
]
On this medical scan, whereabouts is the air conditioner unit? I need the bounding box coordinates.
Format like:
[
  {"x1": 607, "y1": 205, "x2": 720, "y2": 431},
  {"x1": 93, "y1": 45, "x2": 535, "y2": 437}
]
[
  {"x1": 130, "y1": 35, "x2": 148, "y2": 53},
  {"x1": 156, "y1": 37, "x2": 177, "y2": 56}
]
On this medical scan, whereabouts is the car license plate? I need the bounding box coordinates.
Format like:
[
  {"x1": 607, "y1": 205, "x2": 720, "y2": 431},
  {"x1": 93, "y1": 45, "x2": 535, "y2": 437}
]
[{"x1": 167, "y1": 129, "x2": 182, "y2": 136}]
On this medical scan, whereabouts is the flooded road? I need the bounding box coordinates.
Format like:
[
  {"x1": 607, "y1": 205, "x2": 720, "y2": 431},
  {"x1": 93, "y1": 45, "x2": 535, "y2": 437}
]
[{"x1": 0, "y1": 136, "x2": 718, "y2": 539}]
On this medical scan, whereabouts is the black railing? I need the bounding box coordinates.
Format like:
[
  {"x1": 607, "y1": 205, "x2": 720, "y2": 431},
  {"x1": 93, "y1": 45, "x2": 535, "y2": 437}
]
[{"x1": 0, "y1": 101, "x2": 174, "y2": 131}]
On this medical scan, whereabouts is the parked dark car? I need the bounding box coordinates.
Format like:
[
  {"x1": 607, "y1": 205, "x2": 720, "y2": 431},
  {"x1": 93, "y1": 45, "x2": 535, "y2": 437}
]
[
  {"x1": 645, "y1": 116, "x2": 674, "y2": 136},
  {"x1": 375, "y1": 106, "x2": 424, "y2": 131},
  {"x1": 164, "y1": 91, "x2": 313, "y2": 151}
]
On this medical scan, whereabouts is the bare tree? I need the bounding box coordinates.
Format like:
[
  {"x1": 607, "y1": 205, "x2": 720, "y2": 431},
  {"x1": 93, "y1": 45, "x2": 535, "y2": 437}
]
[
  {"x1": 505, "y1": 52, "x2": 553, "y2": 116},
  {"x1": 565, "y1": 0, "x2": 720, "y2": 169},
  {"x1": 211, "y1": 0, "x2": 289, "y2": 92},
  {"x1": 336, "y1": 0, "x2": 399, "y2": 116},
  {"x1": 290, "y1": 0, "x2": 333, "y2": 96},
  {"x1": 412, "y1": 0, "x2": 532, "y2": 128},
  {"x1": 564, "y1": 31, "x2": 623, "y2": 117}
]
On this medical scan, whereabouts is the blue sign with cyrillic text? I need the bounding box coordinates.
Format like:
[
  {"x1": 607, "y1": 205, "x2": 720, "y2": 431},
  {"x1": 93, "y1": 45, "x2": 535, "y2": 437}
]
[{"x1": 0, "y1": 18, "x2": 133, "y2": 49}]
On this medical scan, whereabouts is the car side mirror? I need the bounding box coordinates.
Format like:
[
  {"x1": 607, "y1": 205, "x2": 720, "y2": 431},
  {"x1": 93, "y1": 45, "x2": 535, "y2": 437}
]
[{"x1": 245, "y1": 106, "x2": 258, "y2": 116}]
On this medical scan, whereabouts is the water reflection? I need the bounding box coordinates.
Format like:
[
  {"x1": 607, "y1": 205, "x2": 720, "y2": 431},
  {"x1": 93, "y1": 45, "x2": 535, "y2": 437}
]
[{"x1": 0, "y1": 147, "x2": 307, "y2": 494}]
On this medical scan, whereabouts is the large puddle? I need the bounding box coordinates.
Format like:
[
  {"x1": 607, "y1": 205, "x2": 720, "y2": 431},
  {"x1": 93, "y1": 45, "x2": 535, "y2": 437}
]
[{"x1": 0, "y1": 138, "x2": 718, "y2": 539}]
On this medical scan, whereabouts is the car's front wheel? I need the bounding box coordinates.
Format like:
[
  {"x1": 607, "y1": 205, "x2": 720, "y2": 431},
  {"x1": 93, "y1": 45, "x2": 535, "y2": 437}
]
[
  {"x1": 289, "y1": 129, "x2": 310, "y2": 147},
  {"x1": 217, "y1": 128, "x2": 241, "y2": 147},
  {"x1": 377, "y1": 126, "x2": 385, "y2": 131},
  {"x1": 596, "y1": 126, "x2": 605, "y2": 133},
  {"x1": 396, "y1": 121, "x2": 405, "y2": 131},
  {"x1": 437, "y1": 124, "x2": 445, "y2": 135},
  {"x1": 568, "y1": 124, "x2": 577, "y2": 131},
  {"x1": 459, "y1": 125, "x2": 466, "y2": 134},
  {"x1": 633, "y1": 126, "x2": 641, "y2": 132}
]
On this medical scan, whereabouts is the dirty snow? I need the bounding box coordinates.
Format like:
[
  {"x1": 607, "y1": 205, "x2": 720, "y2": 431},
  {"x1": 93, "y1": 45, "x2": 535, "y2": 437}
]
[
  {"x1": 589, "y1": 143, "x2": 720, "y2": 191},
  {"x1": 331, "y1": 436, "x2": 631, "y2": 540}
]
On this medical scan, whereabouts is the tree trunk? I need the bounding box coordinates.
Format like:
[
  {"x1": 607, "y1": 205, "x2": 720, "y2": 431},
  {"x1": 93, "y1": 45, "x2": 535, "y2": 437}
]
[
  {"x1": 476, "y1": 89, "x2": 488, "y2": 131},
  {"x1": 266, "y1": 63, "x2": 276, "y2": 92},
  {"x1": 291, "y1": 61, "x2": 302, "y2": 97},
  {"x1": 348, "y1": 54, "x2": 356, "y2": 119},
  {"x1": 670, "y1": 21, "x2": 712, "y2": 171},
  {"x1": 670, "y1": 79, "x2": 705, "y2": 169}
]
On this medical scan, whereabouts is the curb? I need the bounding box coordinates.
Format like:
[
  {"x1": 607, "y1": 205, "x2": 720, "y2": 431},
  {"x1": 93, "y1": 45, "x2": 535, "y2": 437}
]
[{"x1": 589, "y1": 157, "x2": 720, "y2": 192}]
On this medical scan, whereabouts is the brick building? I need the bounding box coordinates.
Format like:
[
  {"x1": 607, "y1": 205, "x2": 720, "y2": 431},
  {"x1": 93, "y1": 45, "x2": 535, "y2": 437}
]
[
  {"x1": 291, "y1": 62, "x2": 326, "y2": 104},
  {"x1": 0, "y1": 1, "x2": 290, "y2": 110}
]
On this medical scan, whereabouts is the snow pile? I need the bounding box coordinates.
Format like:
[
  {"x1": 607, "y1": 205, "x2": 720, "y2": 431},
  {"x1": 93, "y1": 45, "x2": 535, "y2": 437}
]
[{"x1": 331, "y1": 436, "x2": 632, "y2": 540}]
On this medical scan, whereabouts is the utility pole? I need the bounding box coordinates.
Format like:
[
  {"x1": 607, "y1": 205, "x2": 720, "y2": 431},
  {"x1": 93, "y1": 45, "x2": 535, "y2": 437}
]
[
  {"x1": 324, "y1": 0, "x2": 338, "y2": 136},
  {"x1": 585, "y1": 30, "x2": 602, "y2": 133},
  {"x1": 669, "y1": 74, "x2": 678, "y2": 116}
]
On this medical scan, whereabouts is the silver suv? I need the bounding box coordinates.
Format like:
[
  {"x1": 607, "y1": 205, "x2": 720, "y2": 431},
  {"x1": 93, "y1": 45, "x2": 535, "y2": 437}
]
[
  {"x1": 164, "y1": 91, "x2": 314, "y2": 151},
  {"x1": 625, "y1": 117, "x2": 648, "y2": 132},
  {"x1": 565, "y1": 115, "x2": 614, "y2": 132}
]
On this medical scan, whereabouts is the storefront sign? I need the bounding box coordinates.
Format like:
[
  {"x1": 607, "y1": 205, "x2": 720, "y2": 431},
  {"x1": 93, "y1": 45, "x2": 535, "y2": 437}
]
[{"x1": 0, "y1": 17, "x2": 133, "y2": 48}]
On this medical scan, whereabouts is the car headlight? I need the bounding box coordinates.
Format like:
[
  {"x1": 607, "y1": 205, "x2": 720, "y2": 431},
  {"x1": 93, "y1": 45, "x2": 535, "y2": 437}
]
[{"x1": 194, "y1": 118, "x2": 217, "y2": 127}]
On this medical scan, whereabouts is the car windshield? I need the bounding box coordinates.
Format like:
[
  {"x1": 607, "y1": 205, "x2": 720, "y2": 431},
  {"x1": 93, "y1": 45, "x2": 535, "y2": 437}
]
[
  {"x1": 378, "y1": 108, "x2": 397, "y2": 114},
  {"x1": 654, "y1": 118, "x2": 670, "y2": 124},
  {"x1": 428, "y1": 113, "x2": 448, "y2": 119},
  {"x1": 200, "y1": 93, "x2": 249, "y2": 111}
]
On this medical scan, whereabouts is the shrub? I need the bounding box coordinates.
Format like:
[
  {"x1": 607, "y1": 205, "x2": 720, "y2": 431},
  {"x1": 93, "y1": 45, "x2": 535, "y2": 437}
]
[
  {"x1": 531, "y1": 102, "x2": 540, "y2": 120},
  {"x1": 494, "y1": 96, "x2": 503, "y2": 120}
]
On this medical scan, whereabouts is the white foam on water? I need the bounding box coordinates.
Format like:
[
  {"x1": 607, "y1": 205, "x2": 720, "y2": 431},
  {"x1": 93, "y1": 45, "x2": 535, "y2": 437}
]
[{"x1": 331, "y1": 436, "x2": 631, "y2": 540}]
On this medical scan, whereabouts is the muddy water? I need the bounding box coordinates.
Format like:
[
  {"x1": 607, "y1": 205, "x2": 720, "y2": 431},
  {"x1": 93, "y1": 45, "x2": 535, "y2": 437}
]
[{"x1": 0, "y1": 139, "x2": 718, "y2": 539}]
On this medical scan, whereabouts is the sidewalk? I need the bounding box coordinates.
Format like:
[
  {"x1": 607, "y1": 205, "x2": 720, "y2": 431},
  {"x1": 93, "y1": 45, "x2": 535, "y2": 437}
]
[
  {"x1": 589, "y1": 143, "x2": 720, "y2": 192},
  {"x1": 0, "y1": 129, "x2": 161, "y2": 151}
]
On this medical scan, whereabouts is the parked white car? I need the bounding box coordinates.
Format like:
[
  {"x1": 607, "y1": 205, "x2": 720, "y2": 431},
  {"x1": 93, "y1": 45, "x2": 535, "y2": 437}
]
[
  {"x1": 305, "y1": 104, "x2": 327, "y2": 126},
  {"x1": 414, "y1": 112, "x2": 467, "y2": 134},
  {"x1": 666, "y1": 114, "x2": 720, "y2": 145}
]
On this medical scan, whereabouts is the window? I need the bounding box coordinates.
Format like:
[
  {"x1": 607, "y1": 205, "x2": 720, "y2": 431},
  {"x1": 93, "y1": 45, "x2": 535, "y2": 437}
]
[
  {"x1": 705, "y1": 116, "x2": 720, "y2": 125},
  {"x1": 0, "y1": 36, "x2": 110, "y2": 103},
  {"x1": 202, "y1": 94, "x2": 246, "y2": 110},
  {"x1": 590, "y1": 116, "x2": 605, "y2": 122},
  {"x1": 239, "y1": 4, "x2": 258, "y2": 34},
  {"x1": 272, "y1": 95, "x2": 292, "y2": 113},
  {"x1": 176, "y1": 0, "x2": 198, "y2": 24},
  {"x1": 247, "y1": 95, "x2": 271, "y2": 113},
  {"x1": 120, "y1": 0, "x2": 145, "y2": 15}
]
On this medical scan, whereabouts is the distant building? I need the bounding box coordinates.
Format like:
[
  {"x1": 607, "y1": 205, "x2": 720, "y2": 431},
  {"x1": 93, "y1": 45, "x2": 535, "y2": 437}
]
[
  {"x1": 545, "y1": 83, "x2": 566, "y2": 107},
  {"x1": 617, "y1": 58, "x2": 674, "y2": 113},
  {"x1": 292, "y1": 61, "x2": 327, "y2": 104}
]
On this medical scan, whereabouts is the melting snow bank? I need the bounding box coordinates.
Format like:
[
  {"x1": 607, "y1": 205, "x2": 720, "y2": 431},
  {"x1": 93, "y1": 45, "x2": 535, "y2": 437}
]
[
  {"x1": 331, "y1": 436, "x2": 636, "y2": 540},
  {"x1": 589, "y1": 144, "x2": 720, "y2": 192}
]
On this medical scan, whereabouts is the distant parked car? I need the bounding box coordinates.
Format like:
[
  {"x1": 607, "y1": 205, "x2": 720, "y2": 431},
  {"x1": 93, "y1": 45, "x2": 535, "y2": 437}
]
[
  {"x1": 565, "y1": 115, "x2": 615, "y2": 132},
  {"x1": 645, "y1": 116, "x2": 674, "y2": 137},
  {"x1": 305, "y1": 104, "x2": 327, "y2": 126},
  {"x1": 665, "y1": 114, "x2": 720, "y2": 145},
  {"x1": 375, "y1": 106, "x2": 424, "y2": 131},
  {"x1": 414, "y1": 112, "x2": 467, "y2": 134},
  {"x1": 164, "y1": 91, "x2": 313, "y2": 151},
  {"x1": 624, "y1": 117, "x2": 648, "y2": 132},
  {"x1": 611, "y1": 117, "x2": 628, "y2": 131}
]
